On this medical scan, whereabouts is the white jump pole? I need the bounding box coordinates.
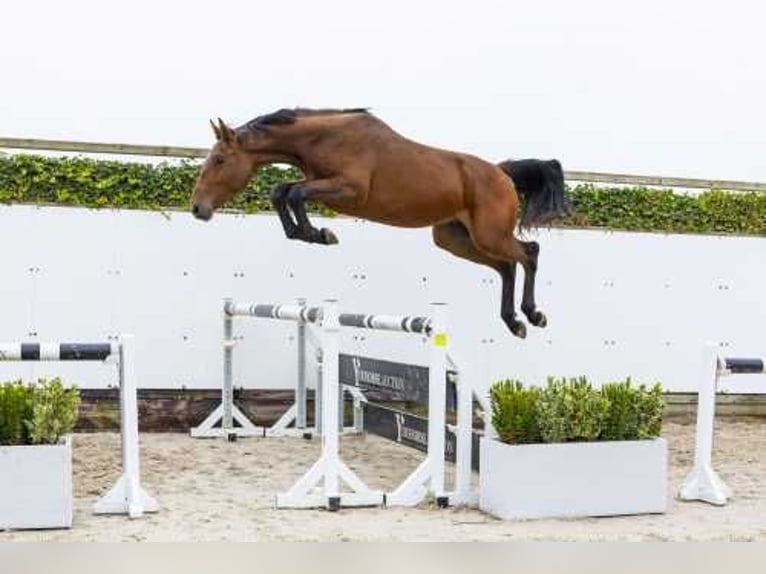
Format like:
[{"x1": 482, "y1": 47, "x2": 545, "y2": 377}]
[
  {"x1": 323, "y1": 299, "x2": 341, "y2": 502},
  {"x1": 678, "y1": 342, "x2": 728, "y2": 504},
  {"x1": 678, "y1": 342, "x2": 746, "y2": 506},
  {"x1": 223, "y1": 298, "x2": 235, "y2": 434},
  {"x1": 387, "y1": 303, "x2": 449, "y2": 507},
  {"x1": 296, "y1": 297, "x2": 307, "y2": 431},
  {"x1": 94, "y1": 334, "x2": 159, "y2": 518},
  {"x1": 275, "y1": 300, "x2": 384, "y2": 510},
  {"x1": 449, "y1": 354, "x2": 474, "y2": 506},
  {"x1": 428, "y1": 303, "x2": 447, "y2": 502}
]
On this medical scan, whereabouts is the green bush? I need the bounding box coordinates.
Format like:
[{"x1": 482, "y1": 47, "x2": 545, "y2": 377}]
[
  {"x1": 1, "y1": 154, "x2": 764, "y2": 235},
  {"x1": 0, "y1": 382, "x2": 33, "y2": 445},
  {"x1": 0, "y1": 378, "x2": 80, "y2": 445},
  {"x1": 489, "y1": 380, "x2": 541, "y2": 444},
  {"x1": 537, "y1": 377, "x2": 609, "y2": 443},
  {"x1": 635, "y1": 382, "x2": 664, "y2": 439},
  {"x1": 600, "y1": 379, "x2": 664, "y2": 441},
  {"x1": 489, "y1": 377, "x2": 664, "y2": 445},
  {"x1": 28, "y1": 378, "x2": 81, "y2": 445}
]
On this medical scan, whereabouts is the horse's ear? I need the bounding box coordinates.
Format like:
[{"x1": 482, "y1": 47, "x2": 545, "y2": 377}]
[
  {"x1": 209, "y1": 119, "x2": 222, "y2": 140},
  {"x1": 217, "y1": 117, "x2": 236, "y2": 145}
]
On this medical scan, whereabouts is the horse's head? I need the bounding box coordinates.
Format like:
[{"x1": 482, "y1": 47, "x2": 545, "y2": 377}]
[{"x1": 191, "y1": 119, "x2": 253, "y2": 221}]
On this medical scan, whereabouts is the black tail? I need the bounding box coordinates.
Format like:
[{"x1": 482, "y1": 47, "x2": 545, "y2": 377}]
[{"x1": 498, "y1": 159, "x2": 569, "y2": 228}]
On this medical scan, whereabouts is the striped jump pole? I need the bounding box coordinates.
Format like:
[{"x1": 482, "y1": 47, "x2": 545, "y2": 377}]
[
  {"x1": 0, "y1": 335, "x2": 158, "y2": 519},
  {"x1": 0, "y1": 342, "x2": 115, "y2": 361},
  {"x1": 678, "y1": 342, "x2": 765, "y2": 506}
]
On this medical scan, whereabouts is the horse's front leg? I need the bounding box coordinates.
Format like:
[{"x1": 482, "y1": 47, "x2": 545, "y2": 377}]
[
  {"x1": 286, "y1": 179, "x2": 358, "y2": 245},
  {"x1": 269, "y1": 182, "x2": 300, "y2": 239}
]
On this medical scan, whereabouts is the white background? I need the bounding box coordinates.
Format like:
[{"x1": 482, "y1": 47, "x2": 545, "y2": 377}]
[
  {"x1": 1, "y1": 0, "x2": 765, "y2": 181},
  {"x1": 1, "y1": 205, "x2": 763, "y2": 395}
]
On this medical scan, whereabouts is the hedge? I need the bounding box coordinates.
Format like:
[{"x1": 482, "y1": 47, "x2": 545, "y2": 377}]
[
  {"x1": 0, "y1": 154, "x2": 764, "y2": 235},
  {"x1": 562, "y1": 184, "x2": 766, "y2": 235}
]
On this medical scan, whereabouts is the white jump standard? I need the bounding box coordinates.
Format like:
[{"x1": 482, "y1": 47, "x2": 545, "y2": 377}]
[
  {"x1": 192, "y1": 298, "x2": 349, "y2": 440},
  {"x1": 275, "y1": 300, "x2": 468, "y2": 510},
  {"x1": 195, "y1": 296, "x2": 474, "y2": 510},
  {"x1": 276, "y1": 300, "x2": 385, "y2": 511},
  {"x1": 678, "y1": 343, "x2": 765, "y2": 506},
  {"x1": 0, "y1": 335, "x2": 158, "y2": 519}
]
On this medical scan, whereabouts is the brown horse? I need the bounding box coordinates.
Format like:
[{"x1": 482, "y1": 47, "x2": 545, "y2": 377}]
[{"x1": 191, "y1": 108, "x2": 567, "y2": 338}]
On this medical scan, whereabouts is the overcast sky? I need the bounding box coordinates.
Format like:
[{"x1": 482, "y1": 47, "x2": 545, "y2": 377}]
[{"x1": 2, "y1": 0, "x2": 764, "y2": 180}]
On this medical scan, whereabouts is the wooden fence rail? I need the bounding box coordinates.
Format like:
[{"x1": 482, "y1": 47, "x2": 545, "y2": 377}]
[{"x1": 2, "y1": 137, "x2": 765, "y2": 193}]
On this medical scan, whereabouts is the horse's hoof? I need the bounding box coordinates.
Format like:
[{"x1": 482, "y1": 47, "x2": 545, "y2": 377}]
[
  {"x1": 510, "y1": 321, "x2": 527, "y2": 339},
  {"x1": 320, "y1": 228, "x2": 339, "y2": 245},
  {"x1": 531, "y1": 311, "x2": 548, "y2": 328}
]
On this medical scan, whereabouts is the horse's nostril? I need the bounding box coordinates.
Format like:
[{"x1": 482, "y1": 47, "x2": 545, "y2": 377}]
[{"x1": 192, "y1": 204, "x2": 213, "y2": 221}]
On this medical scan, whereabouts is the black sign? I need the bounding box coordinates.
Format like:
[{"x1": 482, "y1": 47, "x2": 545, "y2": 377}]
[
  {"x1": 339, "y1": 354, "x2": 457, "y2": 409},
  {"x1": 363, "y1": 403, "x2": 480, "y2": 470}
]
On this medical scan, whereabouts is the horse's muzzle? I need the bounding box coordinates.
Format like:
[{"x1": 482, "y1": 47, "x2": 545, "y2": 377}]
[{"x1": 192, "y1": 203, "x2": 213, "y2": 221}]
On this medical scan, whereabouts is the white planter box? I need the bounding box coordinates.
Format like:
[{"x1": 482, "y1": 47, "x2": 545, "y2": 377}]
[
  {"x1": 480, "y1": 436, "x2": 667, "y2": 520},
  {"x1": 0, "y1": 436, "x2": 73, "y2": 530}
]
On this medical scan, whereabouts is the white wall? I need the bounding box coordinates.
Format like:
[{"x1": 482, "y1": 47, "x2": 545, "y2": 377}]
[{"x1": 0, "y1": 205, "x2": 763, "y2": 394}]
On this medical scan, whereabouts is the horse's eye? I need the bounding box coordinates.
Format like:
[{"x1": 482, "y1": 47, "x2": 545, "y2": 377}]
[{"x1": 212, "y1": 155, "x2": 225, "y2": 166}]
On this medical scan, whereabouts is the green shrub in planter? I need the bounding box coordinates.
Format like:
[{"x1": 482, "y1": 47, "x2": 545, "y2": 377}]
[
  {"x1": 489, "y1": 380, "x2": 541, "y2": 444},
  {"x1": 0, "y1": 378, "x2": 80, "y2": 445},
  {"x1": 0, "y1": 381, "x2": 33, "y2": 445},
  {"x1": 600, "y1": 379, "x2": 664, "y2": 441},
  {"x1": 489, "y1": 376, "x2": 664, "y2": 446},
  {"x1": 634, "y1": 382, "x2": 664, "y2": 439},
  {"x1": 537, "y1": 377, "x2": 609, "y2": 443}
]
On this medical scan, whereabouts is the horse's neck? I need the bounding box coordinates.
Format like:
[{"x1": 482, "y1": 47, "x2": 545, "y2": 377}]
[{"x1": 251, "y1": 151, "x2": 302, "y2": 166}]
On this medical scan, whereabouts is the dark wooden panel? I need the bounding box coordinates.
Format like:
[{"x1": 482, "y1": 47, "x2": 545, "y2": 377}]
[{"x1": 74, "y1": 389, "x2": 766, "y2": 433}]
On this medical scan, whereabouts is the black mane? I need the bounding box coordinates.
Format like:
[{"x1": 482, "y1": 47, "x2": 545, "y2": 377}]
[{"x1": 244, "y1": 107, "x2": 369, "y2": 133}]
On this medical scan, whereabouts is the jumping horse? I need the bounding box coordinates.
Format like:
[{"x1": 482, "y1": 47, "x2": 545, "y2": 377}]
[{"x1": 191, "y1": 108, "x2": 567, "y2": 338}]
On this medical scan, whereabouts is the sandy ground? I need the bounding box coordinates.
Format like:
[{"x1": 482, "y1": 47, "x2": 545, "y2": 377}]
[{"x1": 2, "y1": 420, "x2": 764, "y2": 541}]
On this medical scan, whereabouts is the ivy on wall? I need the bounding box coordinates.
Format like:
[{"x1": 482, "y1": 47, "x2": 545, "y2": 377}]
[
  {"x1": 0, "y1": 154, "x2": 307, "y2": 214},
  {"x1": 563, "y1": 184, "x2": 765, "y2": 235},
  {"x1": 0, "y1": 154, "x2": 764, "y2": 235}
]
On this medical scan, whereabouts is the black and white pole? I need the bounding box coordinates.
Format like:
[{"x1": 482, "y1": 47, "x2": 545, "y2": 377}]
[
  {"x1": 678, "y1": 342, "x2": 765, "y2": 506},
  {"x1": 0, "y1": 342, "x2": 114, "y2": 361}
]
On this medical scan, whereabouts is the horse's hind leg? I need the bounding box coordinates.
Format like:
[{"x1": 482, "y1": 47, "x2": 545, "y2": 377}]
[
  {"x1": 464, "y1": 193, "x2": 549, "y2": 335},
  {"x1": 433, "y1": 220, "x2": 527, "y2": 338},
  {"x1": 518, "y1": 240, "x2": 547, "y2": 328}
]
